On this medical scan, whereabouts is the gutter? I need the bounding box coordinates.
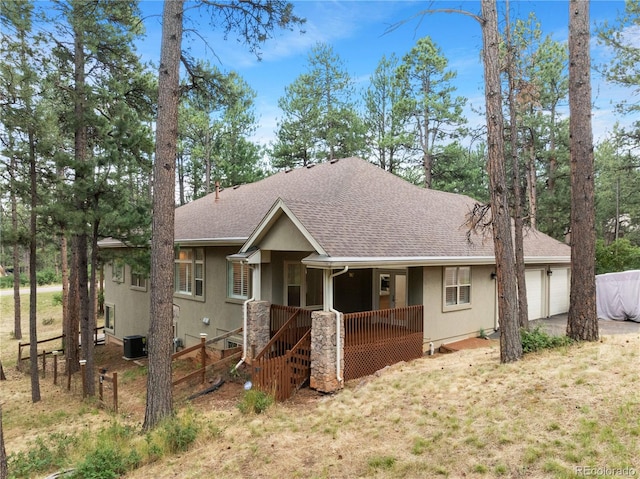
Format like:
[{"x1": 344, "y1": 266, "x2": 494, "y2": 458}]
[
  {"x1": 302, "y1": 255, "x2": 571, "y2": 269},
  {"x1": 329, "y1": 266, "x2": 349, "y2": 384},
  {"x1": 234, "y1": 262, "x2": 254, "y2": 372}
]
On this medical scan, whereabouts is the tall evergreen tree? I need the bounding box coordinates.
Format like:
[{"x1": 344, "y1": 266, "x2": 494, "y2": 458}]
[
  {"x1": 45, "y1": 0, "x2": 154, "y2": 391},
  {"x1": 0, "y1": 0, "x2": 44, "y2": 401},
  {"x1": 397, "y1": 36, "x2": 467, "y2": 188},
  {"x1": 271, "y1": 43, "x2": 365, "y2": 168},
  {"x1": 177, "y1": 63, "x2": 262, "y2": 203},
  {"x1": 362, "y1": 53, "x2": 414, "y2": 174}
]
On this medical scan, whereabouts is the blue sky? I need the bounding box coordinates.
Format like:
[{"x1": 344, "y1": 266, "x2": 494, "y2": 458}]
[{"x1": 137, "y1": 0, "x2": 634, "y2": 149}]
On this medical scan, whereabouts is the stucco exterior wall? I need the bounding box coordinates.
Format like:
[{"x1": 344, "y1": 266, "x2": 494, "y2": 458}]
[
  {"x1": 103, "y1": 246, "x2": 245, "y2": 348},
  {"x1": 103, "y1": 262, "x2": 151, "y2": 341},
  {"x1": 422, "y1": 264, "x2": 497, "y2": 348}
]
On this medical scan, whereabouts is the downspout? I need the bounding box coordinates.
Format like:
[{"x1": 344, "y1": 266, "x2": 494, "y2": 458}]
[
  {"x1": 235, "y1": 262, "x2": 254, "y2": 371},
  {"x1": 329, "y1": 266, "x2": 349, "y2": 384}
]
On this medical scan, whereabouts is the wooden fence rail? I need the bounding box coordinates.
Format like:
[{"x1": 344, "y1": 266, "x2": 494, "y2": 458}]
[
  {"x1": 17, "y1": 326, "x2": 105, "y2": 371},
  {"x1": 172, "y1": 336, "x2": 208, "y2": 386}
]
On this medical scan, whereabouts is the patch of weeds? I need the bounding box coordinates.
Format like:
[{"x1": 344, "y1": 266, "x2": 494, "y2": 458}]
[
  {"x1": 52, "y1": 292, "x2": 63, "y2": 306},
  {"x1": 8, "y1": 433, "x2": 77, "y2": 478},
  {"x1": 464, "y1": 435, "x2": 485, "y2": 449},
  {"x1": 563, "y1": 450, "x2": 583, "y2": 464},
  {"x1": 494, "y1": 463, "x2": 508, "y2": 475},
  {"x1": 237, "y1": 389, "x2": 274, "y2": 415},
  {"x1": 478, "y1": 328, "x2": 488, "y2": 339},
  {"x1": 445, "y1": 415, "x2": 460, "y2": 432},
  {"x1": 42, "y1": 317, "x2": 55, "y2": 326},
  {"x1": 207, "y1": 421, "x2": 224, "y2": 438},
  {"x1": 542, "y1": 460, "x2": 570, "y2": 476},
  {"x1": 521, "y1": 326, "x2": 574, "y2": 353},
  {"x1": 547, "y1": 422, "x2": 561, "y2": 432},
  {"x1": 367, "y1": 455, "x2": 396, "y2": 471},
  {"x1": 522, "y1": 446, "x2": 542, "y2": 465},
  {"x1": 120, "y1": 365, "x2": 148, "y2": 383},
  {"x1": 433, "y1": 465, "x2": 449, "y2": 476},
  {"x1": 144, "y1": 433, "x2": 164, "y2": 463},
  {"x1": 498, "y1": 435, "x2": 513, "y2": 445},
  {"x1": 472, "y1": 464, "x2": 488, "y2": 474},
  {"x1": 71, "y1": 445, "x2": 140, "y2": 479},
  {"x1": 411, "y1": 437, "x2": 429, "y2": 455},
  {"x1": 160, "y1": 410, "x2": 200, "y2": 454}
]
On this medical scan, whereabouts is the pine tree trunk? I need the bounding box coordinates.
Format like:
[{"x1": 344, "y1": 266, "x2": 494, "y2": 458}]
[
  {"x1": 505, "y1": 8, "x2": 529, "y2": 330},
  {"x1": 567, "y1": 0, "x2": 598, "y2": 341},
  {"x1": 29, "y1": 129, "x2": 41, "y2": 403},
  {"x1": 481, "y1": 0, "x2": 522, "y2": 362},
  {"x1": 66, "y1": 241, "x2": 80, "y2": 374},
  {"x1": 0, "y1": 404, "x2": 7, "y2": 479},
  {"x1": 143, "y1": 0, "x2": 184, "y2": 431},
  {"x1": 11, "y1": 155, "x2": 22, "y2": 340}
]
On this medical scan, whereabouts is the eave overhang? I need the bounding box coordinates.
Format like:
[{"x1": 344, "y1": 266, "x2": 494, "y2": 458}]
[{"x1": 302, "y1": 254, "x2": 571, "y2": 269}]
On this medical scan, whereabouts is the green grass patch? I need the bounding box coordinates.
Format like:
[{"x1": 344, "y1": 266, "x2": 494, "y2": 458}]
[{"x1": 367, "y1": 455, "x2": 396, "y2": 471}]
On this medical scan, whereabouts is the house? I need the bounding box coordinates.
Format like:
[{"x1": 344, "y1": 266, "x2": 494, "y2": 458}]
[{"x1": 101, "y1": 157, "x2": 571, "y2": 394}]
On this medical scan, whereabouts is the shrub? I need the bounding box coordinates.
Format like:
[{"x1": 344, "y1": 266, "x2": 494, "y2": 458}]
[
  {"x1": 237, "y1": 389, "x2": 274, "y2": 415},
  {"x1": 52, "y1": 292, "x2": 63, "y2": 306},
  {"x1": 71, "y1": 446, "x2": 140, "y2": 479},
  {"x1": 521, "y1": 326, "x2": 574, "y2": 353},
  {"x1": 36, "y1": 269, "x2": 60, "y2": 286},
  {"x1": 0, "y1": 274, "x2": 27, "y2": 288},
  {"x1": 160, "y1": 411, "x2": 200, "y2": 454},
  {"x1": 8, "y1": 433, "x2": 76, "y2": 478}
]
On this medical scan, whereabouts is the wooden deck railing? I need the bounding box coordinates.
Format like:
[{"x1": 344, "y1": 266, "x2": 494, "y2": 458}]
[{"x1": 343, "y1": 305, "x2": 424, "y2": 381}]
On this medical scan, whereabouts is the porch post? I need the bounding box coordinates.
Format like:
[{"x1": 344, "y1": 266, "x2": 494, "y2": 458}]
[
  {"x1": 310, "y1": 310, "x2": 344, "y2": 393},
  {"x1": 246, "y1": 300, "x2": 270, "y2": 364}
]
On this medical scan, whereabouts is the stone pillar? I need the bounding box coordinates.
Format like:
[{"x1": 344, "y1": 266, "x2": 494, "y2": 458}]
[
  {"x1": 310, "y1": 310, "x2": 344, "y2": 393},
  {"x1": 246, "y1": 300, "x2": 270, "y2": 364}
]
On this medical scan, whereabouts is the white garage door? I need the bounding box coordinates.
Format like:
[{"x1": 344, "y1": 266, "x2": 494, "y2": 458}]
[
  {"x1": 549, "y1": 267, "x2": 569, "y2": 316},
  {"x1": 525, "y1": 269, "x2": 544, "y2": 320}
]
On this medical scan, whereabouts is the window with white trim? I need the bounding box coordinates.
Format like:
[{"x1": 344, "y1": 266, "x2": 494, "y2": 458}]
[
  {"x1": 444, "y1": 266, "x2": 471, "y2": 309},
  {"x1": 228, "y1": 261, "x2": 249, "y2": 300},
  {"x1": 174, "y1": 248, "x2": 205, "y2": 299},
  {"x1": 130, "y1": 270, "x2": 147, "y2": 291}
]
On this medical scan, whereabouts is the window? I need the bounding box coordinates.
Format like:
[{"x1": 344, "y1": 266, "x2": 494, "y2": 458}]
[
  {"x1": 111, "y1": 261, "x2": 124, "y2": 283},
  {"x1": 228, "y1": 261, "x2": 249, "y2": 300},
  {"x1": 130, "y1": 271, "x2": 147, "y2": 291},
  {"x1": 105, "y1": 303, "x2": 115, "y2": 331},
  {"x1": 286, "y1": 263, "x2": 301, "y2": 306},
  {"x1": 284, "y1": 262, "x2": 323, "y2": 308},
  {"x1": 444, "y1": 266, "x2": 471, "y2": 310},
  {"x1": 174, "y1": 248, "x2": 204, "y2": 299}
]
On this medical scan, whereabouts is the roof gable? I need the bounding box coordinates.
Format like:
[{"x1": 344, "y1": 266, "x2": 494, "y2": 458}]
[{"x1": 241, "y1": 199, "x2": 326, "y2": 254}]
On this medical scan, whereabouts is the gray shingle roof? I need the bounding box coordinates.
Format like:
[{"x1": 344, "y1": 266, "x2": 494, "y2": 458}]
[{"x1": 175, "y1": 157, "x2": 570, "y2": 261}]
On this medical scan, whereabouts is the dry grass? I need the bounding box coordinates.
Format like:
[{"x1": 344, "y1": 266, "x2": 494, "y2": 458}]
[{"x1": 1, "y1": 290, "x2": 639, "y2": 478}]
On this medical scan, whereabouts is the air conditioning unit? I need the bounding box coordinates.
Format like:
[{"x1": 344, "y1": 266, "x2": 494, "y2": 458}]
[{"x1": 123, "y1": 335, "x2": 147, "y2": 359}]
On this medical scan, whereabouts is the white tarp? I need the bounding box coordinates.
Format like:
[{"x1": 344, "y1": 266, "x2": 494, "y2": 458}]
[{"x1": 596, "y1": 270, "x2": 640, "y2": 322}]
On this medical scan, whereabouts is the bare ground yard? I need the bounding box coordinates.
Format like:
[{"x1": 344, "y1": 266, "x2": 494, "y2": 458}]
[{"x1": 1, "y1": 291, "x2": 639, "y2": 478}]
